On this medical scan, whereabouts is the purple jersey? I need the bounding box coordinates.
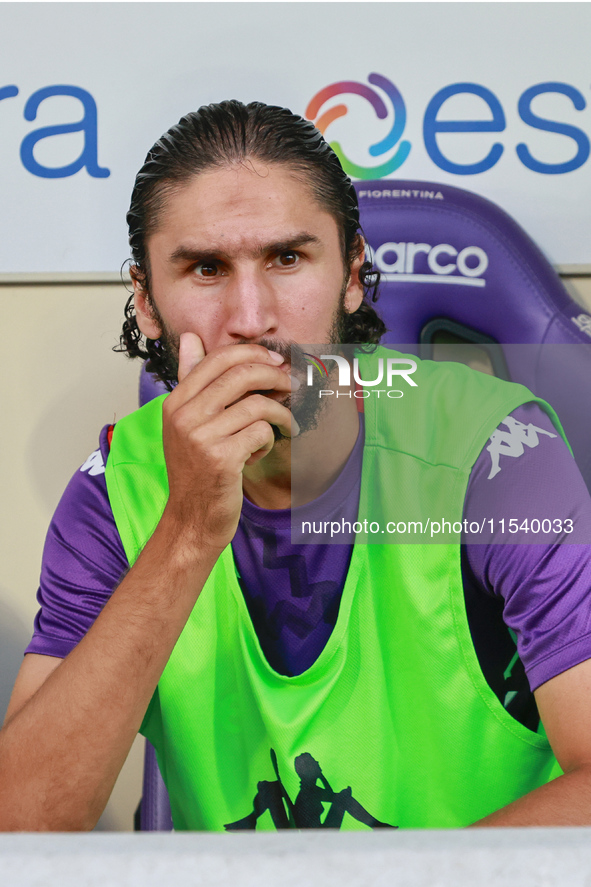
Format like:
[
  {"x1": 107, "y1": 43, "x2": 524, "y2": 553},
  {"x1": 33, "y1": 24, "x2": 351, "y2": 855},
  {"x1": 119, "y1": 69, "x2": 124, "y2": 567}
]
[{"x1": 27, "y1": 403, "x2": 591, "y2": 709}]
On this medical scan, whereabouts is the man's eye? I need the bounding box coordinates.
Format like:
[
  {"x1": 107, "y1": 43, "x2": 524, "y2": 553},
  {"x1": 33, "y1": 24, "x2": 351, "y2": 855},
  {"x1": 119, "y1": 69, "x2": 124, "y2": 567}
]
[
  {"x1": 277, "y1": 251, "x2": 299, "y2": 266},
  {"x1": 196, "y1": 262, "x2": 220, "y2": 277}
]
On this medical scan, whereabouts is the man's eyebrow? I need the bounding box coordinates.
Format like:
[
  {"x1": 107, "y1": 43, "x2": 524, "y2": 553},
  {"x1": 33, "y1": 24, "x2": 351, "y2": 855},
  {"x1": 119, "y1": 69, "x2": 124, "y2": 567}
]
[
  {"x1": 169, "y1": 233, "x2": 321, "y2": 265},
  {"x1": 254, "y1": 233, "x2": 322, "y2": 258}
]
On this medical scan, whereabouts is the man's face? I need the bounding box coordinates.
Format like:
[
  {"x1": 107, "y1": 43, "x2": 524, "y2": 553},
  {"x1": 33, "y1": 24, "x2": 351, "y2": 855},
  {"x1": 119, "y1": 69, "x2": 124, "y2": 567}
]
[{"x1": 133, "y1": 161, "x2": 364, "y2": 371}]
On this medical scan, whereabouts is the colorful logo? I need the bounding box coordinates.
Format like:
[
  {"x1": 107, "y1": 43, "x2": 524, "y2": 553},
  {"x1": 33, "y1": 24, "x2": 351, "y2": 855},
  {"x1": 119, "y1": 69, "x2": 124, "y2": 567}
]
[
  {"x1": 306, "y1": 73, "x2": 411, "y2": 180},
  {"x1": 303, "y1": 353, "x2": 329, "y2": 377}
]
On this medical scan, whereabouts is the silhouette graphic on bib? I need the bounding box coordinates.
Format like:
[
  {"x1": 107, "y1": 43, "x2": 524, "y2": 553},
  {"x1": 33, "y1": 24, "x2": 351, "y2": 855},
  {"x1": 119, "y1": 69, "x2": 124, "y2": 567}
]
[{"x1": 224, "y1": 749, "x2": 397, "y2": 830}]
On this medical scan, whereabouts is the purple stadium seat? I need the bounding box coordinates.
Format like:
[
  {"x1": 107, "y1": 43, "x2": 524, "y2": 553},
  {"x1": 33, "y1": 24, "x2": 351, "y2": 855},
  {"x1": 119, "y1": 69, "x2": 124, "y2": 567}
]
[
  {"x1": 135, "y1": 179, "x2": 591, "y2": 829},
  {"x1": 356, "y1": 179, "x2": 591, "y2": 489},
  {"x1": 134, "y1": 740, "x2": 173, "y2": 831}
]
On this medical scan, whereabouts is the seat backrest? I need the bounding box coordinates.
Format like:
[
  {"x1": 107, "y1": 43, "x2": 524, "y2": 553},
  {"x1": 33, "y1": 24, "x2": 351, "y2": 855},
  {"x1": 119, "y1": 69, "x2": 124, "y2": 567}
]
[
  {"x1": 355, "y1": 179, "x2": 591, "y2": 489},
  {"x1": 134, "y1": 740, "x2": 173, "y2": 831}
]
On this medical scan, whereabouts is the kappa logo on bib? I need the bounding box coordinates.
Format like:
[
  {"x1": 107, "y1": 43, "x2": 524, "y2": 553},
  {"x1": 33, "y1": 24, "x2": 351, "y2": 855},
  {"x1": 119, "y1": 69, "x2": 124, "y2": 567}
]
[{"x1": 224, "y1": 749, "x2": 397, "y2": 831}]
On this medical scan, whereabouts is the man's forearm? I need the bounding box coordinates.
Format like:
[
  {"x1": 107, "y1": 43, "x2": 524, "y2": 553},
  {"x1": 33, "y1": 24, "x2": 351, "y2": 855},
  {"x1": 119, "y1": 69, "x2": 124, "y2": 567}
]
[
  {"x1": 0, "y1": 514, "x2": 220, "y2": 831},
  {"x1": 471, "y1": 765, "x2": 591, "y2": 827}
]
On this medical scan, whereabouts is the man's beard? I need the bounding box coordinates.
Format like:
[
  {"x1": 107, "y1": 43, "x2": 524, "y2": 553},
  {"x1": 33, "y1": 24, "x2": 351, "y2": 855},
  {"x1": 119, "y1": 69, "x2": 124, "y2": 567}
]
[
  {"x1": 255, "y1": 304, "x2": 348, "y2": 442},
  {"x1": 147, "y1": 278, "x2": 350, "y2": 442}
]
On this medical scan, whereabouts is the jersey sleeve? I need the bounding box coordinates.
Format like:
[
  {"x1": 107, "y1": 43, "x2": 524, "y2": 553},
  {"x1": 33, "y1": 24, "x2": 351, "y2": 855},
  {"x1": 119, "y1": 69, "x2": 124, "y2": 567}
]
[
  {"x1": 463, "y1": 402, "x2": 591, "y2": 692},
  {"x1": 25, "y1": 425, "x2": 129, "y2": 659}
]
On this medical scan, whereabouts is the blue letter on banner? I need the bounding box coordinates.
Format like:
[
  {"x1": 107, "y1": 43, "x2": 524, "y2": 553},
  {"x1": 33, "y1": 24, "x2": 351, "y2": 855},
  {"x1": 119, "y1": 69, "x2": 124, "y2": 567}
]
[
  {"x1": 517, "y1": 82, "x2": 589, "y2": 174},
  {"x1": 20, "y1": 85, "x2": 110, "y2": 178},
  {"x1": 0, "y1": 85, "x2": 19, "y2": 103},
  {"x1": 423, "y1": 83, "x2": 505, "y2": 175}
]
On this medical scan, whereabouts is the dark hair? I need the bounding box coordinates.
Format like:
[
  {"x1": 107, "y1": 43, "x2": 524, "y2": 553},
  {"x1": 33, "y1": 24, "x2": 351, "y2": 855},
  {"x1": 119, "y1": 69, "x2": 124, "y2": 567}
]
[{"x1": 117, "y1": 100, "x2": 385, "y2": 386}]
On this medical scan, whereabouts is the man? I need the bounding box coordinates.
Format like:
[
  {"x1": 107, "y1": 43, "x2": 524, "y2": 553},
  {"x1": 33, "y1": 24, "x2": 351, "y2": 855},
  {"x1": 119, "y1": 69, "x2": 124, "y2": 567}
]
[{"x1": 2, "y1": 100, "x2": 591, "y2": 831}]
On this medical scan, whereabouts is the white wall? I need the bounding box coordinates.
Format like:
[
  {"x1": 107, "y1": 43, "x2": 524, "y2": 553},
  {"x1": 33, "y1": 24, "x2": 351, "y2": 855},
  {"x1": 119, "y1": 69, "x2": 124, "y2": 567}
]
[{"x1": 0, "y1": 281, "x2": 141, "y2": 831}]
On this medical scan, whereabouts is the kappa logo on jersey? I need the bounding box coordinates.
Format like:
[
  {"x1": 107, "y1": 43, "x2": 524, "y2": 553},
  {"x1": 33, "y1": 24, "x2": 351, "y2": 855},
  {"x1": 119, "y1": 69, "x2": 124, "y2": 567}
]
[
  {"x1": 80, "y1": 449, "x2": 105, "y2": 477},
  {"x1": 572, "y1": 313, "x2": 591, "y2": 339},
  {"x1": 486, "y1": 417, "x2": 557, "y2": 480}
]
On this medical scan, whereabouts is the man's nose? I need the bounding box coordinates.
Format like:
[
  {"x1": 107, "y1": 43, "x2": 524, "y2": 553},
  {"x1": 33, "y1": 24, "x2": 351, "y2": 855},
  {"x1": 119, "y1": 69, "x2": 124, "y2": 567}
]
[{"x1": 225, "y1": 268, "x2": 279, "y2": 342}]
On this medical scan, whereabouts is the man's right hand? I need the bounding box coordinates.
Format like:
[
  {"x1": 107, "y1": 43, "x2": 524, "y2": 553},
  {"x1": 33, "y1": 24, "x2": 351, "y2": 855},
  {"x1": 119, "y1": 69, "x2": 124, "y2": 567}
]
[{"x1": 160, "y1": 333, "x2": 298, "y2": 553}]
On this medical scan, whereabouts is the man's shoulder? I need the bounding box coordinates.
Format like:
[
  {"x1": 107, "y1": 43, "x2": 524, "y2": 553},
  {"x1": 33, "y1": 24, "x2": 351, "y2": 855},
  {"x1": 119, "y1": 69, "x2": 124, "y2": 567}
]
[
  {"x1": 108, "y1": 395, "x2": 168, "y2": 468},
  {"x1": 362, "y1": 345, "x2": 535, "y2": 404},
  {"x1": 362, "y1": 349, "x2": 547, "y2": 471}
]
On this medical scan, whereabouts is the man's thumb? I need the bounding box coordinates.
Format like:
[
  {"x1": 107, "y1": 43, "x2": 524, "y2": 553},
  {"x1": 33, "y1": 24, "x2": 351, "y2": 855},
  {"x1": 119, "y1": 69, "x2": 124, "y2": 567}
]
[{"x1": 178, "y1": 332, "x2": 205, "y2": 382}]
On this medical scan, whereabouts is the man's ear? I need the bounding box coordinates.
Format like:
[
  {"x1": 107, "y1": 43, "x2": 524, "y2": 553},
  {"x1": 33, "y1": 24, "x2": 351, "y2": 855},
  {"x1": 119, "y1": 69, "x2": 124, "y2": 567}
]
[
  {"x1": 343, "y1": 237, "x2": 366, "y2": 314},
  {"x1": 130, "y1": 266, "x2": 162, "y2": 340}
]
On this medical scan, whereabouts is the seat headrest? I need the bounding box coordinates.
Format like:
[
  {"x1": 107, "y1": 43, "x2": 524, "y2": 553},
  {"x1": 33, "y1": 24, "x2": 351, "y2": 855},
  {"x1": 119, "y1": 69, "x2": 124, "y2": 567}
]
[{"x1": 355, "y1": 179, "x2": 591, "y2": 347}]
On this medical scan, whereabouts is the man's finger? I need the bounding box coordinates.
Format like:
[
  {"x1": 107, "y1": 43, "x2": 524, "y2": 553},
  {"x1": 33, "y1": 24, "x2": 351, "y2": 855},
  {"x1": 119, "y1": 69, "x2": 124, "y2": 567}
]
[
  {"x1": 178, "y1": 332, "x2": 206, "y2": 383},
  {"x1": 171, "y1": 343, "x2": 287, "y2": 408}
]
